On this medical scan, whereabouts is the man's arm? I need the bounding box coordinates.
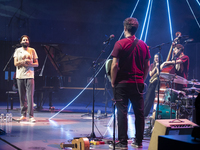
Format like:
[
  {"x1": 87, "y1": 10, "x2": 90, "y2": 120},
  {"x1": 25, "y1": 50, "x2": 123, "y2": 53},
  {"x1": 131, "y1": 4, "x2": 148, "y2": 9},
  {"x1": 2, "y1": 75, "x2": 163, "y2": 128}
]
[
  {"x1": 24, "y1": 58, "x2": 39, "y2": 67},
  {"x1": 14, "y1": 57, "x2": 25, "y2": 67},
  {"x1": 111, "y1": 57, "x2": 119, "y2": 87},
  {"x1": 24, "y1": 49, "x2": 39, "y2": 67},
  {"x1": 160, "y1": 59, "x2": 183, "y2": 70},
  {"x1": 144, "y1": 59, "x2": 150, "y2": 81}
]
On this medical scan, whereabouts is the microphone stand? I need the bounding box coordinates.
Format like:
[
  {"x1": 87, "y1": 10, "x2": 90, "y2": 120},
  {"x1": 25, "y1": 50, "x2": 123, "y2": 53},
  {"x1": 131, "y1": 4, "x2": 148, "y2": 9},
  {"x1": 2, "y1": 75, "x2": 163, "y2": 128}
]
[
  {"x1": 150, "y1": 41, "x2": 171, "y2": 120},
  {"x1": 89, "y1": 39, "x2": 112, "y2": 139},
  {"x1": 3, "y1": 45, "x2": 20, "y2": 73}
]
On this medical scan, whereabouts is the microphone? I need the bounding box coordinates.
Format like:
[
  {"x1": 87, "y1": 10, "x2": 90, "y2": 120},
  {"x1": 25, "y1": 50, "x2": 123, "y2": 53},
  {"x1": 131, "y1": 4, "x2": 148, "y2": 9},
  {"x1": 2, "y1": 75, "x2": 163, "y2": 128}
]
[
  {"x1": 12, "y1": 44, "x2": 21, "y2": 48},
  {"x1": 184, "y1": 39, "x2": 193, "y2": 43},
  {"x1": 103, "y1": 34, "x2": 114, "y2": 44}
]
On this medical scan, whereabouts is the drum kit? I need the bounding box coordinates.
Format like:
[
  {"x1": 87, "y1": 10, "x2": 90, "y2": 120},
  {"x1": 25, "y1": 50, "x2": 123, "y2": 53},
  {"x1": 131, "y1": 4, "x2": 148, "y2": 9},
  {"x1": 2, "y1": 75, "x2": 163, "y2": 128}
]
[{"x1": 157, "y1": 72, "x2": 200, "y2": 120}]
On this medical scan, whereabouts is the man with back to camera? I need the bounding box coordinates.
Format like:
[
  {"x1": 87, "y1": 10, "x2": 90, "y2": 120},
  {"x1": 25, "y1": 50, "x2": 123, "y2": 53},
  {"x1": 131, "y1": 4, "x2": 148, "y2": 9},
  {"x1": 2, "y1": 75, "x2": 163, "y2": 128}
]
[
  {"x1": 109, "y1": 17, "x2": 150, "y2": 149},
  {"x1": 13, "y1": 35, "x2": 38, "y2": 122}
]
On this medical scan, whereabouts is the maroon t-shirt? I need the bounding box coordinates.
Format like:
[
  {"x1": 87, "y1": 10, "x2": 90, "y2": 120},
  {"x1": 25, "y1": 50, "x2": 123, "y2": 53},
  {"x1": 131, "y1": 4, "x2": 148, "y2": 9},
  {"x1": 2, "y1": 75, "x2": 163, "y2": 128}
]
[
  {"x1": 111, "y1": 36, "x2": 151, "y2": 84},
  {"x1": 175, "y1": 55, "x2": 189, "y2": 79}
]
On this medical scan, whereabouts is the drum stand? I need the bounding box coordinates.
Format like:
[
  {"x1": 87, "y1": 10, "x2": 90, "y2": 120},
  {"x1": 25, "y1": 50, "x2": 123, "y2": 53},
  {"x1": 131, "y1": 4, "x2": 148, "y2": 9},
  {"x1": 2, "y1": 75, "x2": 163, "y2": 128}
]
[
  {"x1": 168, "y1": 79, "x2": 185, "y2": 123},
  {"x1": 168, "y1": 78, "x2": 176, "y2": 119},
  {"x1": 190, "y1": 89, "x2": 196, "y2": 122}
]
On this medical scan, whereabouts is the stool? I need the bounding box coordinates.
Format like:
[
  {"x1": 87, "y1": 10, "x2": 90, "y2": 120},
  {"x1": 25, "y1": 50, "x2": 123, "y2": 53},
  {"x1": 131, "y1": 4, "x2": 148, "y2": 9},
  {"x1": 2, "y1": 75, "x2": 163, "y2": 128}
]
[{"x1": 6, "y1": 91, "x2": 18, "y2": 112}]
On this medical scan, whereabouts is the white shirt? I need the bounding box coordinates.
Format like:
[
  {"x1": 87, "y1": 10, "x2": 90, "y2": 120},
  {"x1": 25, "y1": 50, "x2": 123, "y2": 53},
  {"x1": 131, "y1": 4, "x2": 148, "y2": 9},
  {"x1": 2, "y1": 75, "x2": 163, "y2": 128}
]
[{"x1": 13, "y1": 47, "x2": 38, "y2": 79}]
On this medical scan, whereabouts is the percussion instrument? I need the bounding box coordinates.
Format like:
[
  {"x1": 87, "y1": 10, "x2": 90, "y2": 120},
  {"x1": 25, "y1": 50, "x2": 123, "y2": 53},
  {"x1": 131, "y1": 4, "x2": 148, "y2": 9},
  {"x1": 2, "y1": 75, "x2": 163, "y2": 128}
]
[
  {"x1": 188, "y1": 80, "x2": 200, "y2": 85},
  {"x1": 154, "y1": 104, "x2": 176, "y2": 119},
  {"x1": 160, "y1": 72, "x2": 189, "y2": 85},
  {"x1": 183, "y1": 87, "x2": 200, "y2": 91},
  {"x1": 163, "y1": 88, "x2": 186, "y2": 104}
]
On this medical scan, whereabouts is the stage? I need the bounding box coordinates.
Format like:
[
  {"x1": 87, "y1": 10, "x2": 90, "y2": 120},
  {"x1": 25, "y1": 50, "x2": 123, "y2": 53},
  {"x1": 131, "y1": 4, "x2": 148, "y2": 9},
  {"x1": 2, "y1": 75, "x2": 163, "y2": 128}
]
[{"x1": 0, "y1": 104, "x2": 151, "y2": 150}]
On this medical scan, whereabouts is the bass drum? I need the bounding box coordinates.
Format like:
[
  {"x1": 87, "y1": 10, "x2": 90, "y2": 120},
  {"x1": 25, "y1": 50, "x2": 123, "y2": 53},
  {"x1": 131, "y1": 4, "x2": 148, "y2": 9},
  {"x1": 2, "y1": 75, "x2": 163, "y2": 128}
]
[{"x1": 152, "y1": 104, "x2": 176, "y2": 119}]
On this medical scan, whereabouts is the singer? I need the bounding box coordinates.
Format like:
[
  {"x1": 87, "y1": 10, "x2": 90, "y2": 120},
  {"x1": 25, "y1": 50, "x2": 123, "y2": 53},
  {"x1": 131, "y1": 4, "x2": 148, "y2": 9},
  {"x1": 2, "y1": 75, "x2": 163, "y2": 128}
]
[
  {"x1": 13, "y1": 35, "x2": 39, "y2": 122},
  {"x1": 109, "y1": 17, "x2": 150, "y2": 149},
  {"x1": 161, "y1": 44, "x2": 189, "y2": 90}
]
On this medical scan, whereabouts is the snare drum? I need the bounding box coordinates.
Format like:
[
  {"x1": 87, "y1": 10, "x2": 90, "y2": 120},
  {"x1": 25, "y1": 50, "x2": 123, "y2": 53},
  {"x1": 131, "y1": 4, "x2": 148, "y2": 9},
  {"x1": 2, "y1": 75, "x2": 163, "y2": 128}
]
[{"x1": 164, "y1": 88, "x2": 186, "y2": 104}]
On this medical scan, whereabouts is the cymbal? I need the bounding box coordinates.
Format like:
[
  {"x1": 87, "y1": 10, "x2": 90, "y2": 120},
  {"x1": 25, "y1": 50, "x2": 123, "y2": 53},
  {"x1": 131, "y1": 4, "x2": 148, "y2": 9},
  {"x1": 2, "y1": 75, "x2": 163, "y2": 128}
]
[
  {"x1": 188, "y1": 81, "x2": 200, "y2": 85},
  {"x1": 183, "y1": 87, "x2": 200, "y2": 91},
  {"x1": 160, "y1": 73, "x2": 188, "y2": 84}
]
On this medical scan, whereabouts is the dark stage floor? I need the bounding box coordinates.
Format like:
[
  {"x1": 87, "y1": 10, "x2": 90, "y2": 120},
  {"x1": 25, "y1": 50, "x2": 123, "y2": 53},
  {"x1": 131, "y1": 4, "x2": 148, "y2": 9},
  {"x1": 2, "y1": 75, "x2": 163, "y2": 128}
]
[{"x1": 0, "y1": 102, "x2": 152, "y2": 150}]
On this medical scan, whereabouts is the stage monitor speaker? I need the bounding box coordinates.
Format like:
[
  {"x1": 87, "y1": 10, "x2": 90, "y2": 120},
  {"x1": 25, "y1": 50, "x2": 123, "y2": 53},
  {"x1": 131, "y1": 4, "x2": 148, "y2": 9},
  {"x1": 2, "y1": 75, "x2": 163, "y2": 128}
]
[{"x1": 148, "y1": 119, "x2": 197, "y2": 150}]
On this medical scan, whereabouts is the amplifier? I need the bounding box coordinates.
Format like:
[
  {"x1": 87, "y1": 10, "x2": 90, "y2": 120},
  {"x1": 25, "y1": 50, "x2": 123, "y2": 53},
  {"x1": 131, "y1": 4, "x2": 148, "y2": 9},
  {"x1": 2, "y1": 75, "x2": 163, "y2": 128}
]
[{"x1": 148, "y1": 119, "x2": 197, "y2": 150}]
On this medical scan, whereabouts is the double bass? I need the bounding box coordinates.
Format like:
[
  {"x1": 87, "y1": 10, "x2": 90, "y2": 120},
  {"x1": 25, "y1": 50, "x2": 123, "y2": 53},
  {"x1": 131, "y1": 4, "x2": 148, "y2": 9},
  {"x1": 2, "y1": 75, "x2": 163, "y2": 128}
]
[{"x1": 154, "y1": 32, "x2": 182, "y2": 104}]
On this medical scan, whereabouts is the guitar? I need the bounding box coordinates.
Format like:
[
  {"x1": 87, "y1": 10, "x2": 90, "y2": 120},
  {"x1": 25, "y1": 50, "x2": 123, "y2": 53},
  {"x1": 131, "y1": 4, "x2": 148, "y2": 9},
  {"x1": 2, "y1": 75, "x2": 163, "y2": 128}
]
[
  {"x1": 60, "y1": 137, "x2": 90, "y2": 150},
  {"x1": 105, "y1": 59, "x2": 112, "y2": 82}
]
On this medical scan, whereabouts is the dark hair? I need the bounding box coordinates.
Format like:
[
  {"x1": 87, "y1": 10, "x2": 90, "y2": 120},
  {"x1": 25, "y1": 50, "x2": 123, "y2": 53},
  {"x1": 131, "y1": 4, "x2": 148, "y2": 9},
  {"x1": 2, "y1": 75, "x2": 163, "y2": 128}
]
[
  {"x1": 20, "y1": 35, "x2": 30, "y2": 43},
  {"x1": 123, "y1": 17, "x2": 139, "y2": 35},
  {"x1": 175, "y1": 44, "x2": 184, "y2": 52},
  {"x1": 153, "y1": 53, "x2": 163, "y2": 69}
]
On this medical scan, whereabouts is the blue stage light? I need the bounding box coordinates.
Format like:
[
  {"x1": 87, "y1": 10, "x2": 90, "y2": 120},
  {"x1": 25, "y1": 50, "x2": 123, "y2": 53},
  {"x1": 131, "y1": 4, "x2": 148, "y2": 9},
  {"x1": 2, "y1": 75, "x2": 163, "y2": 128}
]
[
  {"x1": 49, "y1": 78, "x2": 94, "y2": 120},
  {"x1": 196, "y1": 0, "x2": 200, "y2": 6},
  {"x1": 144, "y1": 0, "x2": 153, "y2": 43},
  {"x1": 187, "y1": 0, "x2": 200, "y2": 28},
  {"x1": 128, "y1": 103, "x2": 132, "y2": 112},
  {"x1": 166, "y1": 0, "x2": 173, "y2": 41},
  {"x1": 140, "y1": 0, "x2": 151, "y2": 40}
]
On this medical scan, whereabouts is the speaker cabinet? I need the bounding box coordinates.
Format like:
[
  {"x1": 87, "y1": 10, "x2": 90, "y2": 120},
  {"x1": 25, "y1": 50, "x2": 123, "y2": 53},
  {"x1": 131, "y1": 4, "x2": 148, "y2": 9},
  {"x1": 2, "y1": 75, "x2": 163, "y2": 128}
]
[{"x1": 148, "y1": 119, "x2": 197, "y2": 150}]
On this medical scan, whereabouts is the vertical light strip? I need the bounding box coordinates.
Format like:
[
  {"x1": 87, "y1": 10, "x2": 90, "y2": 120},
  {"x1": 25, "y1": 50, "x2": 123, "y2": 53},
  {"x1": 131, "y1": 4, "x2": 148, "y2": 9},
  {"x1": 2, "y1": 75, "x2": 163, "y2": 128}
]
[
  {"x1": 112, "y1": 0, "x2": 140, "y2": 53},
  {"x1": 140, "y1": 0, "x2": 151, "y2": 40},
  {"x1": 129, "y1": 0, "x2": 140, "y2": 18},
  {"x1": 103, "y1": 108, "x2": 117, "y2": 136},
  {"x1": 196, "y1": 0, "x2": 200, "y2": 6},
  {"x1": 144, "y1": 0, "x2": 153, "y2": 43},
  {"x1": 128, "y1": 103, "x2": 132, "y2": 112},
  {"x1": 166, "y1": 0, "x2": 173, "y2": 41},
  {"x1": 187, "y1": 0, "x2": 200, "y2": 28},
  {"x1": 128, "y1": 115, "x2": 135, "y2": 137}
]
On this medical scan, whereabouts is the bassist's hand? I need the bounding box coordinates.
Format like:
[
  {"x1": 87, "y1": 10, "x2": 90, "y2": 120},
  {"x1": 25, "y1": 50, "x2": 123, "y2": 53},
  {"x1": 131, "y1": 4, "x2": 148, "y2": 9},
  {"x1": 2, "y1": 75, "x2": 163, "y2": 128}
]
[{"x1": 160, "y1": 62, "x2": 166, "y2": 70}]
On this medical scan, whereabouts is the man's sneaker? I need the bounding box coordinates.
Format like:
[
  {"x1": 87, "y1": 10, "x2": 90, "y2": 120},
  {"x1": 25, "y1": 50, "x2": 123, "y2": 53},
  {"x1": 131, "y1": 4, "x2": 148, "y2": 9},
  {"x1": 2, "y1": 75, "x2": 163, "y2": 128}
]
[
  {"x1": 17, "y1": 116, "x2": 26, "y2": 121},
  {"x1": 109, "y1": 142, "x2": 127, "y2": 149},
  {"x1": 29, "y1": 117, "x2": 36, "y2": 123},
  {"x1": 131, "y1": 141, "x2": 143, "y2": 148}
]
